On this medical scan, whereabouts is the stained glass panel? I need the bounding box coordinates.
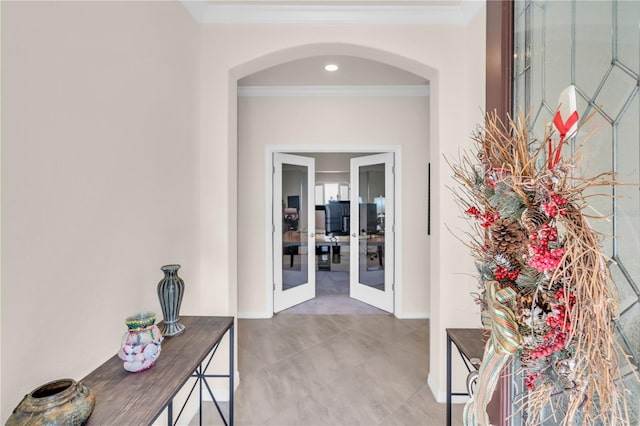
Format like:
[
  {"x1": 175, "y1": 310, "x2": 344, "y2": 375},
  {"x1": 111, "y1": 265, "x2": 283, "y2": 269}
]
[
  {"x1": 575, "y1": 1, "x2": 613, "y2": 99},
  {"x1": 513, "y1": 0, "x2": 640, "y2": 417},
  {"x1": 616, "y1": 92, "x2": 640, "y2": 285},
  {"x1": 543, "y1": 0, "x2": 572, "y2": 105},
  {"x1": 617, "y1": 0, "x2": 640, "y2": 74},
  {"x1": 595, "y1": 65, "x2": 638, "y2": 121}
]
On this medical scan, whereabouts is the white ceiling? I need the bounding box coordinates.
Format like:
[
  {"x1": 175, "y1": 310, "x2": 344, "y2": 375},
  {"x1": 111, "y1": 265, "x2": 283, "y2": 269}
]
[{"x1": 239, "y1": 55, "x2": 427, "y2": 86}]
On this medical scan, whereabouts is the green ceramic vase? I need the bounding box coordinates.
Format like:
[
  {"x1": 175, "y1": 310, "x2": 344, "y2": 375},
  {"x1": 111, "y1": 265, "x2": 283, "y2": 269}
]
[{"x1": 6, "y1": 379, "x2": 95, "y2": 426}]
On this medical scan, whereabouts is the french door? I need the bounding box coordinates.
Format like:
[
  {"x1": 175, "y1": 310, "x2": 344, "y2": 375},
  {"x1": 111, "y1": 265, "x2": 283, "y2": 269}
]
[
  {"x1": 350, "y1": 153, "x2": 394, "y2": 313},
  {"x1": 273, "y1": 153, "x2": 316, "y2": 312}
]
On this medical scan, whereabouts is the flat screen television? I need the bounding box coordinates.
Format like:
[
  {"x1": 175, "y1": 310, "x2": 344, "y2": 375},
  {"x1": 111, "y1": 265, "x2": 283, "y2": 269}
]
[{"x1": 324, "y1": 201, "x2": 350, "y2": 235}]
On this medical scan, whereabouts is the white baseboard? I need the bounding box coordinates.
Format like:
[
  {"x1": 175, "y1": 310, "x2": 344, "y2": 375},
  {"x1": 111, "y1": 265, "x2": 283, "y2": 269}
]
[
  {"x1": 427, "y1": 373, "x2": 470, "y2": 404},
  {"x1": 395, "y1": 312, "x2": 429, "y2": 319},
  {"x1": 238, "y1": 311, "x2": 273, "y2": 319}
]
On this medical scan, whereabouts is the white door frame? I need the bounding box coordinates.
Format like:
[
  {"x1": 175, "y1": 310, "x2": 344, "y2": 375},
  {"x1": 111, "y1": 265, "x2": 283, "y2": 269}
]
[{"x1": 265, "y1": 145, "x2": 403, "y2": 316}]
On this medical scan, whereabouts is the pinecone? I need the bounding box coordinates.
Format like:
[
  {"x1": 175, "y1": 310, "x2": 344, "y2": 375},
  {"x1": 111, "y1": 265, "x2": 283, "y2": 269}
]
[
  {"x1": 517, "y1": 293, "x2": 535, "y2": 310},
  {"x1": 490, "y1": 217, "x2": 526, "y2": 253},
  {"x1": 516, "y1": 293, "x2": 535, "y2": 325},
  {"x1": 494, "y1": 252, "x2": 522, "y2": 269},
  {"x1": 521, "y1": 207, "x2": 548, "y2": 233}
]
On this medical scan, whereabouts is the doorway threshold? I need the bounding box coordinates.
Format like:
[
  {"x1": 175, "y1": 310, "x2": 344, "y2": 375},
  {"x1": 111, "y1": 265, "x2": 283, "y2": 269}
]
[{"x1": 278, "y1": 271, "x2": 387, "y2": 315}]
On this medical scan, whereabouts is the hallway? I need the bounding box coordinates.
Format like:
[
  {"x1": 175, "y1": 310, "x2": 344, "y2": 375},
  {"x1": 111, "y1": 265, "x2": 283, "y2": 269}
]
[{"x1": 195, "y1": 314, "x2": 464, "y2": 425}]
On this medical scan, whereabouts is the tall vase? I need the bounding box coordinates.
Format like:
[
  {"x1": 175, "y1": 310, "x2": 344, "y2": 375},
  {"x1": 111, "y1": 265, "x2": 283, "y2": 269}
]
[{"x1": 157, "y1": 264, "x2": 185, "y2": 336}]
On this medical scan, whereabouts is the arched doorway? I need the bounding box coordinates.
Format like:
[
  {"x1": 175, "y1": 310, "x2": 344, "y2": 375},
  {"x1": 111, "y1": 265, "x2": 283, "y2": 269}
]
[{"x1": 230, "y1": 44, "x2": 439, "y2": 319}]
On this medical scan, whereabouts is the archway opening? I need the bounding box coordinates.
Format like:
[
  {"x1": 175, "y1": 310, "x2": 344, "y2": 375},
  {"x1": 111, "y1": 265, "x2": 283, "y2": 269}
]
[{"x1": 230, "y1": 43, "x2": 439, "y2": 320}]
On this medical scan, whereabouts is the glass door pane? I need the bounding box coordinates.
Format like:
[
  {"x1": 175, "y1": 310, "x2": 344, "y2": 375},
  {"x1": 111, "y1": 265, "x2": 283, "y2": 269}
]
[
  {"x1": 513, "y1": 0, "x2": 640, "y2": 420},
  {"x1": 358, "y1": 164, "x2": 385, "y2": 291},
  {"x1": 273, "y1": 153, "x2": 315, "y2": 313},
  {"x1": 350, "y1": 153, "x2": 394, "y2": 313},
  {"x1": 282, "y1": 163, "x2": 308, "y2": 290}
]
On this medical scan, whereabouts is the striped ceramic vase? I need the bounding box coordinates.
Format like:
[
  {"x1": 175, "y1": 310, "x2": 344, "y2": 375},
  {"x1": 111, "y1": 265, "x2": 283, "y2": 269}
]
[{"x1": 157, "y1": 264, "x2": 185, "y2": 336}]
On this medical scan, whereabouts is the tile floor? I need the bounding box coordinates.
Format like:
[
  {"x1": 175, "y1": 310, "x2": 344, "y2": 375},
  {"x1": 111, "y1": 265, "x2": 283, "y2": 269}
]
[
  {"x1": 193, "y1": 314, "x2": 464, "y2": 425},
  {"x1": 279, "y1": 271, "x2": 386, "y2": 315}
]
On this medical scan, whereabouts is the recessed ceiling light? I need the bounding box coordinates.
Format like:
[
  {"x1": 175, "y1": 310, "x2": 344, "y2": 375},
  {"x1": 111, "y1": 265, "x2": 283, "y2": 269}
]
[{"x1": 324, "y1": 64, "x2": 339, "y2": 72}]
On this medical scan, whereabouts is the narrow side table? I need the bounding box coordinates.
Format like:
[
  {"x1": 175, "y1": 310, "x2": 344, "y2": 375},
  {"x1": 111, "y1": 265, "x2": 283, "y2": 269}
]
[
  {"x1": 446, "y1": 328, "x2": 486, "y2": 426},
  {"x1": 82, "y1": 316, "x2": 234, "y2": 426}
]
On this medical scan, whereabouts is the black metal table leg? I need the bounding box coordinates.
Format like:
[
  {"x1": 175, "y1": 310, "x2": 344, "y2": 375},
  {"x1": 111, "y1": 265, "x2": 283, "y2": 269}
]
[
  {"x1": 229, "y1": 323, "x2": 235, "y2": 426},
  {"x1": 199, "y1": 364, "x2": 203, "y2": 425},
  {"x1": 447, "y1": 334, "x2": 452, "y2": 426}
]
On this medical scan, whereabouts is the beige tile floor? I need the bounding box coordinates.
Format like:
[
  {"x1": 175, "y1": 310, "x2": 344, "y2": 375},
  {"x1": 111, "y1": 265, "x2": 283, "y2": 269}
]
[
  {"x1": 193, "y1": 314, "x2": 464, "y2": 425},
  {"x1": 279, "y1": 271, "x2": 387, "y2": 315}
]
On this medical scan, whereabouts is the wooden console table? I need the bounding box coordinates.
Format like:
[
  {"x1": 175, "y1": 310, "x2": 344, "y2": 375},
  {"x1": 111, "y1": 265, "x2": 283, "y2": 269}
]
[
  {"x1": 446, "y1": 328, "x2": 486, "y2": 426},
  {"x1": 82, "y1": 316, "x2": 234, "y2": 426}
]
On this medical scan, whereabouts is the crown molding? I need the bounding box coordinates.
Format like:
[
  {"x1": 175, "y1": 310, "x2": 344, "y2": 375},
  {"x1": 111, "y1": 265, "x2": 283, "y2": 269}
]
[
  {"x1": 238, "y1": 84, "x2": 430, "y2": 97},
  {"x1": 180, "y1": 1, "x2": 484, "y2": 25}
]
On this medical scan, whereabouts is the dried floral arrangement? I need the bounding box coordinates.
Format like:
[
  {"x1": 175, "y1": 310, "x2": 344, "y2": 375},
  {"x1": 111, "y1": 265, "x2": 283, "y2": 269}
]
[{"x1": 450, "y1": 107, "x2": 633, "y2": 425}]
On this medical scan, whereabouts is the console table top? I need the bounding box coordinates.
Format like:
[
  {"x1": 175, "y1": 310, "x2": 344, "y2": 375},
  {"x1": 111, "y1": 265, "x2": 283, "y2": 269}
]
[
  {"x1": 82, "y1": 315, "x2": 234, "y2": 426},
  {"x1": 446, "y1": 328, "x2": 487, "y2": 361}
]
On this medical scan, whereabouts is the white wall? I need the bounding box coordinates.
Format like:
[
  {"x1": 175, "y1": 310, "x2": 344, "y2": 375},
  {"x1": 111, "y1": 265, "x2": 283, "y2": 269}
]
[
  {"x1": 237, "y1": 95, "x2": 430, "y2": 317},
  {"x1": 0, "y1": 1, "x2": 200, "y2": 420},
  {"x1": 198, "y1": 13, "x2": 486, "y2": 400}
]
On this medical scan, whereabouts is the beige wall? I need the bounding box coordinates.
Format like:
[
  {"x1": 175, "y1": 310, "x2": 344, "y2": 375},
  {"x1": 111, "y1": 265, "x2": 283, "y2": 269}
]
[
  {"x1": 1, "y1": 2, "x2": 487, "y2": 416},
  {"x1": 1, "y1": 1, "x2": 200, "y2": 420},
  {"x1": 238, "y1": 95, "x2": 431, "y2": 317},
  {"x1": 0, "y1": 1, "x2": 3, "y2": 412},
  {"x1": 199, "y1": 14, "x2": 486, "y2": 400},
  {"x1": 428, "y1": 7, "x2": 487, "y2": 401},
  {"x1": 429, "y1": 9, "x2": 486, "y2": 402}
]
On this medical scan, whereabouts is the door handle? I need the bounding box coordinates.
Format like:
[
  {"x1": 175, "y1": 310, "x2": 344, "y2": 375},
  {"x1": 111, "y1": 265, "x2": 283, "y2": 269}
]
[
  {"x1": 352, "y1": 233, "x2": 356, "y2": 238},
  {"x1": 309, "y1": 232, "x2": 315, "y2": 238}
]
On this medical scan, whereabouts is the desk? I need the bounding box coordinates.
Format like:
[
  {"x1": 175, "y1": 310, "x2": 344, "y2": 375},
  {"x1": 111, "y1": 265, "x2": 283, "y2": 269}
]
[
  {"x1": 446, "y1": 328, "x2": 486, "y2": 426},
  {"x1": 82, "y1": 316, "x2": 234, "y2": 426},
  {"x1": 282, "y1": 231, "x2": 384, "y2": 246},
  {"x1": 282, "y1": 232, "x2": 385, "y2": 270}
]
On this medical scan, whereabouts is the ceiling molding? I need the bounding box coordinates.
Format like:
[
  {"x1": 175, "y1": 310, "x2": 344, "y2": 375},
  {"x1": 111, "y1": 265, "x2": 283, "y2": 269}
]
[
  {"x1": 180, "y1": 1, "x2": 484, "y2": 25},
  {"x1": 238, "y1": 84, "x2": 430, "y2": 97}
]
